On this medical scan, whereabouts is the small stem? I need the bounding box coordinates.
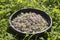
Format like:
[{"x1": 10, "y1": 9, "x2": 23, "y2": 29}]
[
  {"x1": 23, "y1": 33, "x2": 29, "y2": 40},
  {"x1": 35, "y1": 35, "x2": 38, "y2": 40},
  {"x1": 28, "y1": 34, "x2": 35, "y2": 40},
  {"x1": 23, "y1": 36, "x2": 27, "y2": 40}
]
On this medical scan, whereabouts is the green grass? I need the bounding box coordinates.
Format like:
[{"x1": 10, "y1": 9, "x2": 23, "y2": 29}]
[{"x1": 0, "y1": 0, "x2": 60, "y2": 40}]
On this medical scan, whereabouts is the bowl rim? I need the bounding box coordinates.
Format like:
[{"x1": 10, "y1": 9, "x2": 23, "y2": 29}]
[{"x1": 9, "y1": 8, "x2": 52, "y2": 34}]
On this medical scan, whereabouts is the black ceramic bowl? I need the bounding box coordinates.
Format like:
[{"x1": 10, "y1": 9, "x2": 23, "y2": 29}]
[{"x1": 9, "y1": 8, "x2": 52, "y2": 34}]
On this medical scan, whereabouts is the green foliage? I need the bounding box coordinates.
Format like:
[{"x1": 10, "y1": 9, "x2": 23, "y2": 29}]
[{"x1": 0, "y1": 0, "x2": 60, "y2": 40}]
